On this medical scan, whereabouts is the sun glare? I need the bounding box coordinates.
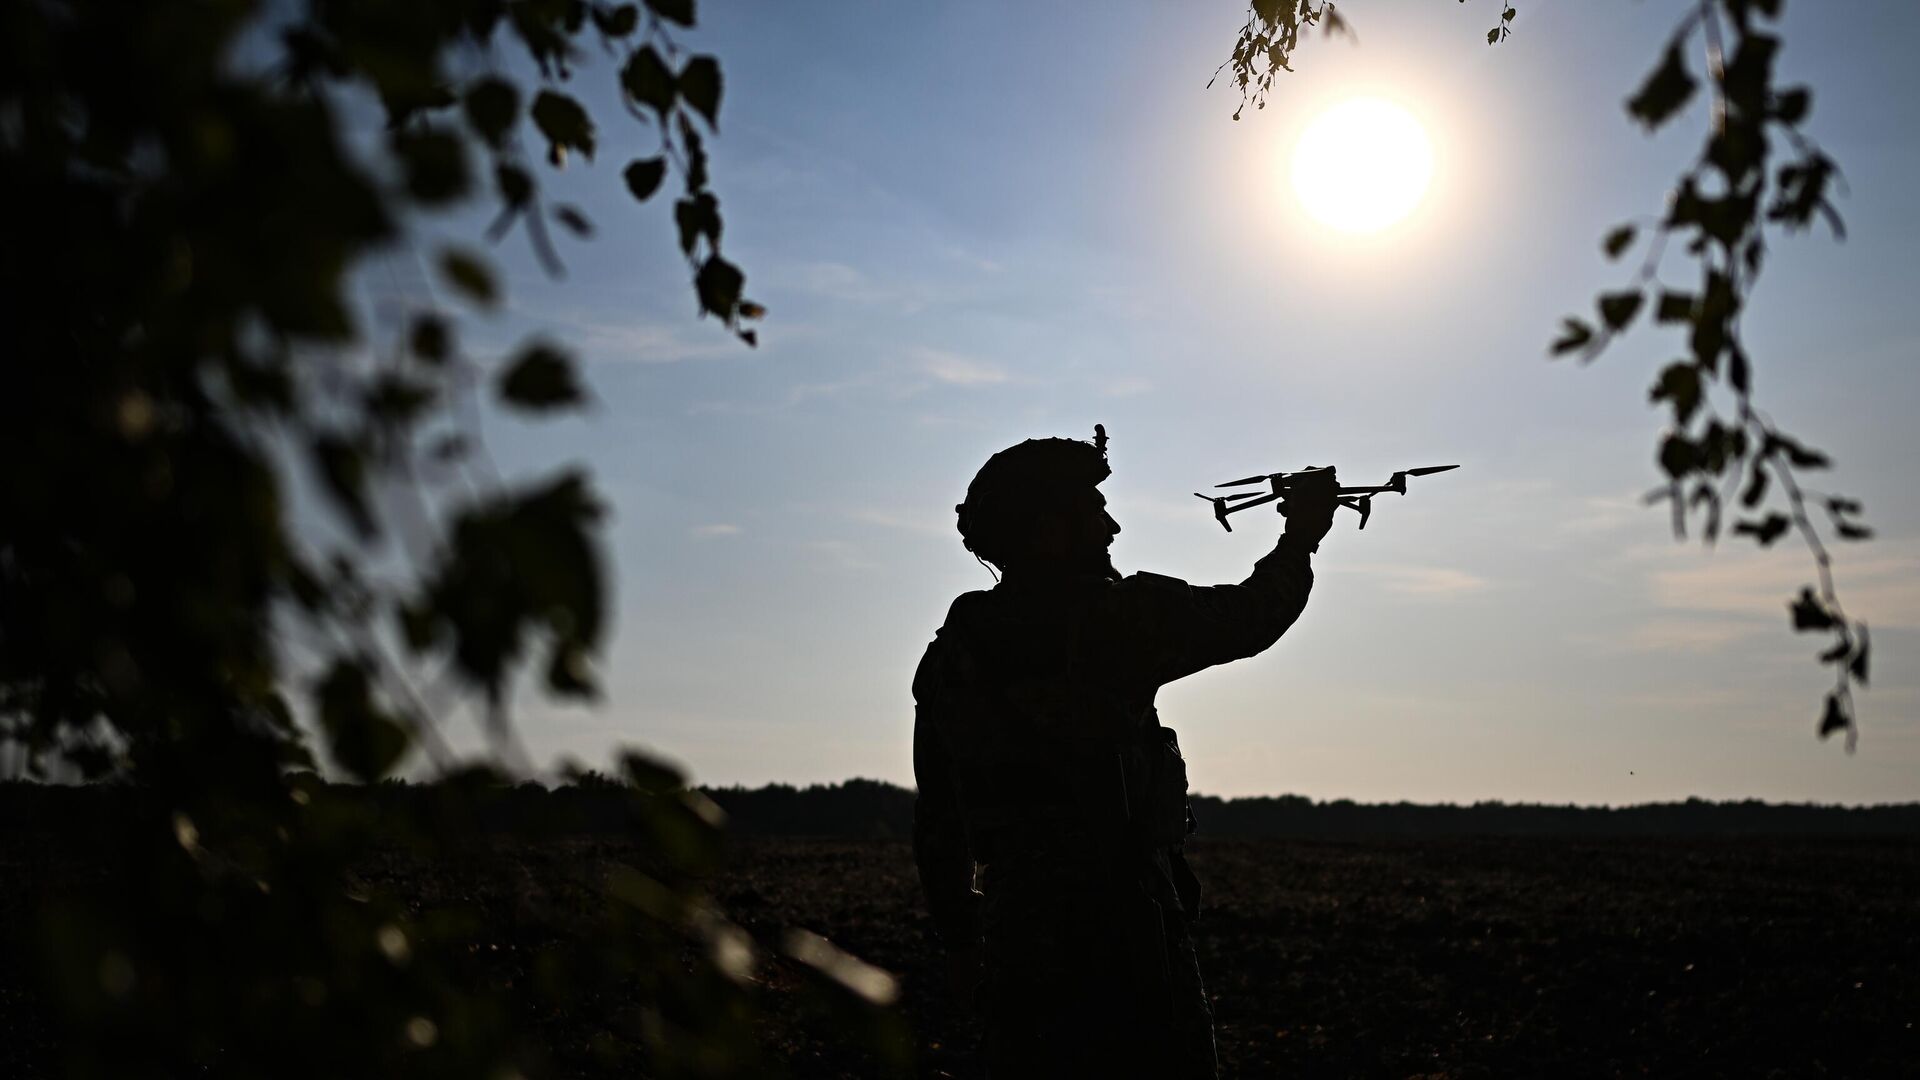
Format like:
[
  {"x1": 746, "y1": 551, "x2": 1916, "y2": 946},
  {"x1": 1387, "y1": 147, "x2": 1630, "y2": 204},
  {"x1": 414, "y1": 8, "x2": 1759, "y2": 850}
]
[{"x1": 1291, "y1": 97, "x2": 1434, "y2": 235}]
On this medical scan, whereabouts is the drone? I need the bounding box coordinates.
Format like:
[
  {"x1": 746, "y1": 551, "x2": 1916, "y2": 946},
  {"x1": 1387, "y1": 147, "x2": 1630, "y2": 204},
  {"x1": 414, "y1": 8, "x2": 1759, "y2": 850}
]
[{"x1": 1194, "y1": 465, "x2": 1459, "y2": 532}]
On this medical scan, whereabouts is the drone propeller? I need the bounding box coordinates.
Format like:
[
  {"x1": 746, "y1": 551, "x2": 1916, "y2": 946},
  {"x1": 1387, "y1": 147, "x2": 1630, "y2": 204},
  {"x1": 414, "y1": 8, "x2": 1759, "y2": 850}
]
[
  {"x1": 1216, "y1": 474, "x2": 1273, "y2": 488},
  {"x1": 1404, "y1": 465, "x2": 1460, "y2": 477}
]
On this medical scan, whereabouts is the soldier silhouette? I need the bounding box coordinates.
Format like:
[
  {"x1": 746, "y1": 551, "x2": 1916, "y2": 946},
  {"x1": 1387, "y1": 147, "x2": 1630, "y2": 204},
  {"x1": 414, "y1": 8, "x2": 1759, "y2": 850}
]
[{"x1": 912, "y1": 427, "x2": 1338, "y2": 1078}]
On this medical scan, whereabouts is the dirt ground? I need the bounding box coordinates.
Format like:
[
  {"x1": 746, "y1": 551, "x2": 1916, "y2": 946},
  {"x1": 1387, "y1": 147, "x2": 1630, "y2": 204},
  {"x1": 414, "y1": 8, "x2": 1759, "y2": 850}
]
[
  {"x1": 8, "y1": 832, "x2": 1917, "y2": 1078},
  {"x1": 716, "y1": 835, "x2": 1920, "y2": 1079}
]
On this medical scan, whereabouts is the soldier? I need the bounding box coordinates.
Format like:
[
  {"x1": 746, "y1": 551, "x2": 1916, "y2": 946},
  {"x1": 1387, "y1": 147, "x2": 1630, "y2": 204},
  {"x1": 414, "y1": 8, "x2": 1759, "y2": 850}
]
[{"x1": 912, "y1": 429, "x2": 1337, "y2": 1078}]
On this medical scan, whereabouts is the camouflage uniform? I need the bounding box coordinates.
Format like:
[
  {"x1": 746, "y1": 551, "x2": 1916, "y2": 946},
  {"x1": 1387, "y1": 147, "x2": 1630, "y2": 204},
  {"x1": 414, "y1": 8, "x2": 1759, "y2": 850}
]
[{"x1": 913, "y1": 534, "x2": 1315, "y2": 1078}]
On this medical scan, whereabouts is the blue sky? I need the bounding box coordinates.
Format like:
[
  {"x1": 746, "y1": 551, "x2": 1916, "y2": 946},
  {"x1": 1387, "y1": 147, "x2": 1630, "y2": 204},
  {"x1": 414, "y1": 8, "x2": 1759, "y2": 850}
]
[{"x1": 402, "y1": 1, "x2": 1920, "y2": 804}]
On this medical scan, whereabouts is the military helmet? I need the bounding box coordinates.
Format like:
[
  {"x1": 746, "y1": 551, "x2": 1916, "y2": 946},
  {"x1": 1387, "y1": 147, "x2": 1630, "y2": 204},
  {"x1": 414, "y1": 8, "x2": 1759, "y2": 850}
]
[{"x1": 955, "y1": 425, "x2": 1110, "y2": 569}]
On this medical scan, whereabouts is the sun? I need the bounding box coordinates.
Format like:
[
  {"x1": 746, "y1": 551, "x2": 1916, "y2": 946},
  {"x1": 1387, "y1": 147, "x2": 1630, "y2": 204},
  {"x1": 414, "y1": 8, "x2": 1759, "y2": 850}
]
[{"x1": 1290, "y1": 97, "x2": 1434, "y2": 235}]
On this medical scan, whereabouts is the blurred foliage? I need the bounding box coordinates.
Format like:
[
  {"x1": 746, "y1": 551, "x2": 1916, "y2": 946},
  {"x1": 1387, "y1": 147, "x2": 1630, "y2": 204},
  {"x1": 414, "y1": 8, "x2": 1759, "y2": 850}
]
[
  {"x1": 0, "y1": 0, "x2": 900, "y2": 1075},
  {"x1": 1217, "y1": 0, "x2": 1871, "y2": 747}
]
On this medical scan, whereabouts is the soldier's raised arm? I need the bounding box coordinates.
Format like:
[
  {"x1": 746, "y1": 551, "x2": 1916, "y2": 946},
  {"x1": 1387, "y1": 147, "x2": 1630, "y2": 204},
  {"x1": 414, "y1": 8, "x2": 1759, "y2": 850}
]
[{"x1": 1119, "y1": 469, "x2": 1339, "y2": 686}]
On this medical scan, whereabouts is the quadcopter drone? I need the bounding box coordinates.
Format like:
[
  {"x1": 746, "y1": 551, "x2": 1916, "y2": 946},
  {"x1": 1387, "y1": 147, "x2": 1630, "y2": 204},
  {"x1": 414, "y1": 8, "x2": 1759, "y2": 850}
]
[{"x1": 1194, "y1": 464, "x2": 1459, "y2": 532}]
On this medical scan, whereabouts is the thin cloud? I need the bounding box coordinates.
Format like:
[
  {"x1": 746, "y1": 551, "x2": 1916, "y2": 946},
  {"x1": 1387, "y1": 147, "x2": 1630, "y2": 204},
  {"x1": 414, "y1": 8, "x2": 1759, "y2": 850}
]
[
  {"x1": 916, "y1": 346, "x2": 1009, "y2": 386},
  {"x1": 1622, "y1": 617, "x2": 1767, "y2": 654},
  {"x1": 1646, "y1": 543, "x2": 1920, "y2": 629},
  {"x1": 691, "y1": 524, "x2": 743, "y2": 538},
  {"x1": 1326, "y1": 562, "x2": 1490, "y2": 597}
]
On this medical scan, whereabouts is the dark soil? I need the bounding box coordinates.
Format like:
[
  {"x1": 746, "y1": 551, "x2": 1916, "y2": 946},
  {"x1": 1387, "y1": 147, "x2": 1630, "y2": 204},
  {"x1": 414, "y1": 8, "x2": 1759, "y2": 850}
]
[
  {"x1": 7, "y1": 833, "x2": 1917, "y2": 1078},
  {"x1": 716, "y1": 835, "x2": 1920, "y2": 1079}
]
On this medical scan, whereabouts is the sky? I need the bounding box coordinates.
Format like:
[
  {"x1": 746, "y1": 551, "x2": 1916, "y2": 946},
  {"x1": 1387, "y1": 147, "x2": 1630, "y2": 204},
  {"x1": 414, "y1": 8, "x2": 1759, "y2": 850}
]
[{"x1": 389, "y1": 0, "x2": 1920, "y2": 805}]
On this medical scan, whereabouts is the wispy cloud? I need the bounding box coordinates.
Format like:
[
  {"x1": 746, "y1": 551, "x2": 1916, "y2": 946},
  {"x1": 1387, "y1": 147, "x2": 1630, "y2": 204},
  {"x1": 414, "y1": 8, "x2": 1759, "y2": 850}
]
[
  {"x1": 1327, "y1": 562, "x2": 1490, "y2": 597},
  {"x1": 1621, "y1": 616, "x2": 1767, "y2": 654},
  {"x1": 915, "y1": 346, "x2": 1009, "y2": 387},
  {"x1": 1645, "y1": 544, "x2": 1920, "y2": 629},
  {"x1": 1100, "y1": 376, "x2": 1154, "y2": 397},
  {"x1": 690, "y1": 524, "x2": 743, "y2": 538},
  {"x1": 849, "y1": 507, "x2": 952, "y2": 536}
]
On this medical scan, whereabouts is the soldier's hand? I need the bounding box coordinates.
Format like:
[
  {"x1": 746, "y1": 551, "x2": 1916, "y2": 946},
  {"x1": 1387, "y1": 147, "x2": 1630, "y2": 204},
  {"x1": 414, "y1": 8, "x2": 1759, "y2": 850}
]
[
  {"x1": 1282, "y1": 467, "x2": 1339, "y2": 549},
  {"x1": 945, "y1": 941, "x2": 984, "y2": 1010}
]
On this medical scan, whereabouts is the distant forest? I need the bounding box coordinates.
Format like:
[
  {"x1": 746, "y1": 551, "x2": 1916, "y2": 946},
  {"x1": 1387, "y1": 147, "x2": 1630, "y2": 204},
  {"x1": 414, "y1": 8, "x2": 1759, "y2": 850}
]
[{"x1": 12, "y1": 779, "x2": 1914, "y2": 840}]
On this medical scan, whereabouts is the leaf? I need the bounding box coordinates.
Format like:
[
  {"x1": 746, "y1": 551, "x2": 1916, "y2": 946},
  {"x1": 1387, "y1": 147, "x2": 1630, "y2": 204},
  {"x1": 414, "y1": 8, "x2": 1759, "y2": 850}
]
[
  {"x1": 531, "y1": 90, "x2": 595, "y2": 162},
  {"x1": 1835, "y1": 522, "x2": 1873, "y2": 541},
  {"x1": 1851, "y1": 623, "x2": 1870, "y2": 685},
  {"x1": 1503, "y1": 7, "x2": 1516, "y2": 21},
  {"x1": 645, "y1": 0, "x2": 695, "y2": 26},
  {"x1": 624, "y1": 157, "x2": 667, "y2": 202},
  {"x1": 496, "y1": 162, "x2": 533, "y2": 206},
  {"x1": 553, "y1": 204, "x2": 594, "y2": 237},
  {"x1": 1649, "y1": 363, "x2": 1702, "y2": 424},
  {"x1": 1731, "y1": 513, "x2": 1789, "y2": 546},
  {"x1": 1818, "y1": 692, "x2": 1848, "y2": 738},
  {"x1": 1818, "y1": 639, "x2": 1850, "y2": 664},
  {"x1": 675, "y1": 193, "x2": 721, "y2": 255},
  {"x1": 696, "y1": 255, "x2": 745, "y2": 319},
  {"x1": 1627, "y1": 43, "x2": 1698, "y2": 130},
  {"x1": 312, "y1": 434, "x2": 375, "y2": 538},
  {"x1": 314, "y1": 659, "x2": 410, "y2": 782},
  {"x1": 499, "y1": 341, "x2": 586, "y2": 410},
  {"x1": 622, "y1": 47, "x2": 676, "y2": 114},
  {"x1": 1602, "y1": 224, "x2": 1636, "y2": 259},
  {"x1": 391, "y1": 128, "x2": 469, "y2": 204},
  {"x1": 1598, "y1": 290, "x2": 1644, "y2": 332},
  {"x1": 1550, "y1": 317, "x2": 1593, "y2": 357},
  {"x1": 410, "y1": 315, "x2": 451, "y2": 364},
  {"x1": 1486, "y1": 27, "x2": 1500, "y2": 45},
  {"x1": 439, "y1": 248, "x2": 498, "y2": 307},
  {"x1": 1658, "y1": 433, "x2": 1698, "y2": 479},
  {"x1": 463, "y1": 78, "x2": 519, "y2": 147},
  {"x1": 1790, "y1": 587, "x2": 1836, "y2": 632},
  {"x1": 1655, "y1": 291, "x2": 1695, "y2": 323},
  {"x1": 679, "y1": 56, "x2": 723, "y2": 127},
  {"x1": 1739, "y1": 465, "x2": 1768, "y2": 508},
  {"x1": 593, "y1": 3, "x2": 640, "y2": 36}
]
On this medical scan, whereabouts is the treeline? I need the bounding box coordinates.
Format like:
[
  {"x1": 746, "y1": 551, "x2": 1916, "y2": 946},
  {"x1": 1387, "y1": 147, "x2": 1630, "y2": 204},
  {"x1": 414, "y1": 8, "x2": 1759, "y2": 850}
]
[
  {"x1": 5, "y1": 778, "x2": 1917, "y2": 840},
  {"x1": 705, "y1": 782, "x2": 1920, "y2": 839}
]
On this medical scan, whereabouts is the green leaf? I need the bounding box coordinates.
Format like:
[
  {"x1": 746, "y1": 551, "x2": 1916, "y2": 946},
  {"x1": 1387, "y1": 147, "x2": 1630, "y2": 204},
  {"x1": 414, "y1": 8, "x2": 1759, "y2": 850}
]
[
  {"x1": 593, "y1": 3, "x2": 640, "y2": 36},
  {"x1": 1658, "y1": 433, "x2": 1698, "y2": 479},
  {"x1": 553, "y1": 204, "x2": 594, "y2": 237},
  {"x1": 1649, "y1": 363, "x2": 1702, "y2": 424},
  {"x1": 463, "y1": 78, "x2": 519, "y2": 147},
  {"x1": 496, "y1": 162, "x2": 533, "y2": 206},
  {"x1": 1503, "y1": 7, "x2": 1516, "y2": 21},
  {"x1": 391, "y1": 128, "x2": 469, "y2": 204},
  {"x1": 410, "y1": 315, "x2": 451, "y2": 364},
  {"x1": 1790, "y1": 587, "x2": 1836, "y2": 632},
  {"x1": 645, "y1": 0, "x2": 695, "y2": 26},
  {"x1": 1773, "y1": 87, "x2": 1810, "y2": 124},
  {"x1": 499, "y1": 341, "x2": 586, "y2": 410},
  {"x1": 531, "y1": 90, "x2": 595, "y2": 162},
  {"x1": 1817, "y1": 692, "x2": 1848, "y2": 738},
  {"x1": 1550, "y1": 317, "x2": 1593, "y2": 357},
  {"x1": 314, "y1": 658, "x2": 410, "y2": 782},
  {"x1": 679, "y1": 56, "x2": 722, "y2": 127},
  {"x1": 312, "y1": 434, "x2": 375, "y2": 538},
  {"x1": 1598, "y1": 290, "x2": 1643, "y2": 332},
  {"x1": 1486, "y1": 27, "x2": 1500, "y2": 45},
  {"x1": 675, "y1": 193, "x2": 722, "y2": 255},
  {"x1": 1602, "y1": 224, "x2": 1636, "y2": 259},
  {"x1": 439, "y1": 248, "x2": 498, "y2": 307},
  {"x1": 622, "y1": 47, "x2": 676, "y2": 114},
  {"x1": 1655, "y1": 291, "x2": 1695, "y2": 323},
  {"x1": 1627, "y1": 43, "x2": 1697, "y2": 130},
  {"x1": 1731, "y1": 513, "x2": 1789, "y2": 546},
  {"x1": 623, "y1": 157, "x2": 667, "y2": 202},
  {"x1": 696, "y1": 256, "x2": 745, "y2": 319}
]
